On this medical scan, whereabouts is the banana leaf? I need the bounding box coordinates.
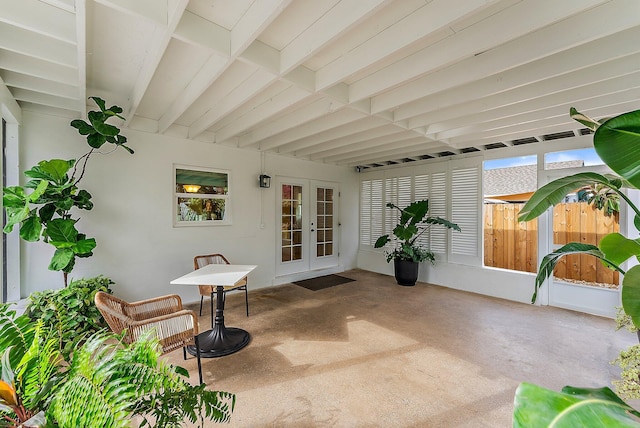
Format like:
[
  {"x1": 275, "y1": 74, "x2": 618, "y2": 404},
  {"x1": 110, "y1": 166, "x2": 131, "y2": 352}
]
[
  {"x1": 513, "y1": 383, "x2": 640, "y2": 427},
  {"x1": 530, "y1": 243, "x2": 624, "y2": 304}
]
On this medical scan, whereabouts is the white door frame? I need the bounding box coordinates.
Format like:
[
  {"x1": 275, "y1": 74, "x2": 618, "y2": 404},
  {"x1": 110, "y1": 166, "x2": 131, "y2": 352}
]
[
  {"x1": 275, "y1": 177, "x2": 340, "y2": 277},
  {"x1": 540, "y1": 164, "x2": 621, "y2": 317}
]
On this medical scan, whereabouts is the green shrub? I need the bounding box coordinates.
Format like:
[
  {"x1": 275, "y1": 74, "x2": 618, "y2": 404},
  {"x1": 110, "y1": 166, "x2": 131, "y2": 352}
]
[{"x1": 26, "y1": 275, "x2": 113, "y2": 360}]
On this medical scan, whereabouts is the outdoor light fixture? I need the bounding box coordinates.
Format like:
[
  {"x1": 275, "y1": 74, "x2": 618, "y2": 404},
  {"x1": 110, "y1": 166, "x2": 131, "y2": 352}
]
[
  {"x1": 259, "y1": 174, "x2": 271, "y2": 188},
  {"x1": 183, "y1": 184, "x2": 201, "y2": 193}
]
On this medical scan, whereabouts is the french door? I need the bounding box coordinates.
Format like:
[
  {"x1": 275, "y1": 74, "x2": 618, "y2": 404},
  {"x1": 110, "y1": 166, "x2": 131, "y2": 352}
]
[{"x1": 276, "y1": 178, "x2": 339, "y2": 276}]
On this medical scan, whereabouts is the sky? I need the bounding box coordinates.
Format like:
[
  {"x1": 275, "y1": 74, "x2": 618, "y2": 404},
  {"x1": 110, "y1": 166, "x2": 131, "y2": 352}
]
[{"x1": 483, "y1": 148, "x2": 604, "y2": 170}]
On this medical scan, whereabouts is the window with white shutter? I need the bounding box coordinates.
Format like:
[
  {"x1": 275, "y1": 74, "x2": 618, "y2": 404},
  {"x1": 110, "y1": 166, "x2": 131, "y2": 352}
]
[{"x1": 359, "y1": 178, "x2": 383, "y2": 248}]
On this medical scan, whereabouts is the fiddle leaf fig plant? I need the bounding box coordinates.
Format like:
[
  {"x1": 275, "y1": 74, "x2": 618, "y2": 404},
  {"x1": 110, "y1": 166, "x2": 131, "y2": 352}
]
[{"x1": 2, "y1": 97, "x2": 133, "y2": 285}]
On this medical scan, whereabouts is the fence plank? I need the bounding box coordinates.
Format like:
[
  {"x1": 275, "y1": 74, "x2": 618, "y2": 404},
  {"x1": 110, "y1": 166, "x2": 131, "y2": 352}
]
[{"x1": 483, "y1": 202, "x2": 618, "y2": 285}]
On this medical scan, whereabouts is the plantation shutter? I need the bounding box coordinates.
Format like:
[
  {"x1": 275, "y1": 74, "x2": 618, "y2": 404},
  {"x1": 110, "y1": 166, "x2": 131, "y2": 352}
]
[
  {"x1": 384, "y1": 175, "x2": 412, "y2": 247},
  {"x1": 450, "y1": 161, "x2": 482, "y2": 265},
  {"x1": 429, "y1": 172, "x2": 447, "y2": 254},
  {"x1": 414, "y1": 174, "x2": 430, "y2": 249},
  {"x1": 359, "y1": 178, "x2": 383, "y2": 247}
]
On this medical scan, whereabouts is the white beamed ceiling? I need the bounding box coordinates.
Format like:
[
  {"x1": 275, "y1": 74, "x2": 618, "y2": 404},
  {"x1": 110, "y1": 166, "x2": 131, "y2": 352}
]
[{"x1": 2, "y1": 0, "x2": 639, "y2": 169}]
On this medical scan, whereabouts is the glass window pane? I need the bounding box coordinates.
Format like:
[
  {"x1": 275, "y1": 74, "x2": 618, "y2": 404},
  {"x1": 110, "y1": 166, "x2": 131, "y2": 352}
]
[
  {"x1": 282, "y1": 185, "x2": 292, "y2": 199},
  {"x1": 317, "y1": 188, "x2": 324, "y2": 200},
  {"x1": 325, "y1": 202, "x2": 333, "y2": 215},
  {"x1": 317, "y1": 216, "x2": 325, "y2": 228},
  {"x1": 325, "y1": 229, "x2": 333, "y2": 241},
  {"x1": 282, "y1": 231, "x2": 291, "y2": 246},
  {"x1": 176, "y1": 168, "x2": 228, "y2": 195},
  {"x1": 293, "y1": 246, "x2": 302, "y2": 260},
  {"x1": 326, "y1": 243, "x2": 333, "y2": 255},
  {"x1": 317, "y1": 244, "x2": 324, "y2": 257},
  {"x1": 293, "y1": 231, "x2": 302, "y2": 245},
  {"x1": 282, "y1": 247, "x2": 291, "y2": 262},
  {"x1": 317, "y1": 202, "x2": 324, "y2": 214},
  {"x1": 317, "y1": 230, "x2": 325, "y2": 242},
  {"x1": 326, "y1": 189, "x2": 333, "y2": 201}
]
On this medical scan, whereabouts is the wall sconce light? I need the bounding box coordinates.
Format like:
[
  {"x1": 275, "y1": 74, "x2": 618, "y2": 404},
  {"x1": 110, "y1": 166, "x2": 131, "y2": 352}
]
[
  {"x1": 183, "y1": 184, "x2": 201, "y2": 193},
  {"x1": 259, "y1": 174, "x2": 271, "y2": 188}
]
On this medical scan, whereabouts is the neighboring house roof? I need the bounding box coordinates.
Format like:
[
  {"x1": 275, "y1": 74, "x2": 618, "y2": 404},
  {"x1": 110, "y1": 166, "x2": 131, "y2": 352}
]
[{"x1": 484, "y1": 160, "x2": 584, "y2": 198}]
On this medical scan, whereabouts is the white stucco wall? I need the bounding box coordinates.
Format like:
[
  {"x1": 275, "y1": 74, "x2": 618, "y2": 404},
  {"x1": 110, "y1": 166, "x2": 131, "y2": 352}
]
[{"x1": 19, "y1": 110, "x2": 359, "y2": 303}]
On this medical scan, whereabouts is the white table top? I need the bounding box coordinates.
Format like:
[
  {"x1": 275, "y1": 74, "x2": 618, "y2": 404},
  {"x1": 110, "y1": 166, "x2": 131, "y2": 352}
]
[{"x1": 170, "y1": 264, "x2": 257, "y2": 286}]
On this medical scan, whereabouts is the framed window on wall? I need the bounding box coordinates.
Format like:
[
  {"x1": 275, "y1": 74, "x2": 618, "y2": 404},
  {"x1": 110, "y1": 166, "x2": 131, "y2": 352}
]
[{"x1": 174, "y1": 165, "x2": 231, "y2": 226}]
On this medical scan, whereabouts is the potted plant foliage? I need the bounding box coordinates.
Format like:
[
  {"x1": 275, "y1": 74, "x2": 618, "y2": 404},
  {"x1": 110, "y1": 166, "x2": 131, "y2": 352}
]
[
  {"x1": 374, "y1": 200, "x2": 460, "y2": 286},
  {"x1": 512, "y1": 108, "x2": 640, "y2": 423},
  {"x1": 0, "y1": 304, "x2": 235, "y2": 427}
]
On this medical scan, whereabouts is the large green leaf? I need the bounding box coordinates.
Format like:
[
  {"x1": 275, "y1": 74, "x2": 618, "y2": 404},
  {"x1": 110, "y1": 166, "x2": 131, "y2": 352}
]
[
  {"x1": 74, "y1": 238, "x2": 96, "y2": 255},
  {"x1": 599, "y1": 233, "x2": 640, "y2": 266},
  {"x1": 46, "y1": 218, "x2": 78, "y2": 243},
  {"x1": 530, "y1": 242, "x2": 623, "y2": 304},
  {"x1": 87, "y1": 132, "x2": 107, "y2": 149},
  {"x1": 513, "y1": 383, "x2": 640, "y2": 427},
  {"x1": 88, "y1": 111, "x2": 119, "y2": 137},
  {"x1": 424, "y1": 216, "x2": 462, "y2": 232},
  {"x1": 70, "y1": 119, "x2": 94, "y2": 135},
  {"x1": 518, "y1": 172, "x2": 622, "y2": 221},
  {"x1": 593, "y1": 109, "x2": 640, "y2": 189},
  {"x1": 622, "y1": 265, "x2": 640, "y2": 328},
  {"x1": 49, "y1": 248, "x2": 74, "y2": 271},
  {"x1": 19, "y1": 216, "x2": 42, "y2": 242},
  {"x1": 3, "y1": 186, "x2": 26, "y2": 208},
  {"x1": 4, "y1": 206, "x2": 30, "y2": 233},
  {"x1": 24, "y1": 159, "x2": 73, "y2": 184}
]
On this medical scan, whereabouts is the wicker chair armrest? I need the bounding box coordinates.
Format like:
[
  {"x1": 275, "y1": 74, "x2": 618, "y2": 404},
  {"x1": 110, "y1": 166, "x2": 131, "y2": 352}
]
[{"x1": 126, "y1": 294, "x2": 183, "y2": 320}]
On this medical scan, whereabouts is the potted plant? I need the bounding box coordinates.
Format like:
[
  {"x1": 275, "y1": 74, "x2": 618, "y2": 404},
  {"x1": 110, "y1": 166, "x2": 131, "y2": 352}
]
[
  {"x1": 374, "y1": 200, "x2": 460, "y2": 286},
  {"x1": 2, "y1": 97, "x2": 133, "y2": 286}
]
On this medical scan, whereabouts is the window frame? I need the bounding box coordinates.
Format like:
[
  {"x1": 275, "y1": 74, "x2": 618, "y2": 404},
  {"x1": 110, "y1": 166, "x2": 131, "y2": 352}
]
[{"x1": 173, "y1": 164, "x2": 232, "y2": 227}]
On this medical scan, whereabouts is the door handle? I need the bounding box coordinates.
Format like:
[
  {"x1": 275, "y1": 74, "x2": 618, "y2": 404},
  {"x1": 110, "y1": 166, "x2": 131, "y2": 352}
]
[{"x1": 311, "y1": 229, "x2": 315, "y2": 232}]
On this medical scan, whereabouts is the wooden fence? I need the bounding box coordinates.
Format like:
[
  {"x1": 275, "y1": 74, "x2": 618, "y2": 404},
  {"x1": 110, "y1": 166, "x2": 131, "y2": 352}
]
[{"x1": 483, "y1": 202, "x2": 619, "y2": 285}]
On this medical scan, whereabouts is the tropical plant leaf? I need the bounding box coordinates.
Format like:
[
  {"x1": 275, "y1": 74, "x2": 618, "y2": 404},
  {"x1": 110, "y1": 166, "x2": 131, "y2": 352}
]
[
  {"x1": 593, "y1": 109, "x2": 640, "y2": 189},
  {"x1": 46, "y1": 219, "x2": 78, "y2": 243},
  {"x1": 0, "y1": 305, "x2": 36, "y2": 370},
  {"x1": 18, "y1": 216, "x2": 42, "y2": 242},
  {"x1": 569, "y1": 107, "x2": 602, "y2": 131},
  {"x1": 88, "y1": 111, "x2": 119, "y2": 137},
  {"x1": 25, "y1": 160, "x2": 73, "y2": 185},
  {"x1": 513, "y1": 382, "x2": 640, "y2": 427},
  {"x1": 622, "y1": 265, "x2": 640, "y2": 329},
  {"x1": 599, "y1": 233, "x2": 640, "y2": 266},
  {"x1": 70, "y1": 119, "x2": 94, "y2": 135},
  {"x1": 518, "y1": 172, "x2": 622, "y2": 221},
  {"x1": 531, "y1": 243, "x2": 623, "y2": 304},
  {"x1": 49, "y1": 248, "x2": 74, "y2": 271}
]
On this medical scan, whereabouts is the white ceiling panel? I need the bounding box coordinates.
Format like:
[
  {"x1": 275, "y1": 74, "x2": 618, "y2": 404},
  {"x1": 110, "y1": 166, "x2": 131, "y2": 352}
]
[{"x1": 1, "y1": 0, "x2": 638, "y2": 170}]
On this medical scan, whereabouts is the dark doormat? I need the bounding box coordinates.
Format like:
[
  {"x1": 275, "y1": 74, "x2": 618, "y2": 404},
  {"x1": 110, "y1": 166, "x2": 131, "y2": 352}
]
[{"x1": 293, "y1": 274, "x2": 355, "y2": 291}]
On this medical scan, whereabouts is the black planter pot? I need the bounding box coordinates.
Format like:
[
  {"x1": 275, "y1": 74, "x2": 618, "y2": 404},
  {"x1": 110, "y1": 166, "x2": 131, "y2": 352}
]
[{"x1": 394, "y1": 259, "x2": 419, "y2": 286}]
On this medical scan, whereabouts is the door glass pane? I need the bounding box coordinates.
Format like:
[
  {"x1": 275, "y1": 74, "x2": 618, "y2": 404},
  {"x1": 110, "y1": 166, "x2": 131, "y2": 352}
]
[
  {"x1": 282, "y1": 183, "x2": 303, "y2": 262},
  {"x1": 316, "y1": 187, "x2": 333, "y2": 257}
]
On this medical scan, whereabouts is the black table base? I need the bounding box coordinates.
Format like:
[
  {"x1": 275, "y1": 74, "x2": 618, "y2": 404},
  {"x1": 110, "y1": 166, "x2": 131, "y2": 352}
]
[{"x1": 187, "y1": 285, "x2": 250, "y2": 358}]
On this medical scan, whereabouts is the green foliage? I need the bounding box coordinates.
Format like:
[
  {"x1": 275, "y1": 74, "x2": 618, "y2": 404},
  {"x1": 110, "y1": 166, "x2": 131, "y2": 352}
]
[
  {"x1": 374, "y1": 200, "x2": 460, "y2": 263},
  {"x1": 2, "y1": 97, "x2": 133, "y2": 283},
  {"x1": 0, "y1": 304, "x2": 235, "y2": 427},
  {"x1": 0, "y1": 308, "x2": 63, "y2": 427},
  {"x1": 517, "y1": 108, "x2": 640, "y2": 327},
  {"x1": 49, "y1": 331, "x2": 235, "y2": 428},
  {"x1": 513, "y1": 383, "x2": 640, "y2": 427},
  {"x1": 25, "y1": 276, "x2": 113, "y2": 362},
  {"x1": 70, "y1": 97, "x2": 133, "y2": 154},
  {"x1": 612, "y1": 344, "x2": 640, "y2": 400}
]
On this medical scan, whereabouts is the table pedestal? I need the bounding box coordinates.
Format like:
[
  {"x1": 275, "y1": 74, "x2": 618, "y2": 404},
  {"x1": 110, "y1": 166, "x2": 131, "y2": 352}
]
[{"x1": 187, "y1": 285, "x2": 250, "y2": 358}]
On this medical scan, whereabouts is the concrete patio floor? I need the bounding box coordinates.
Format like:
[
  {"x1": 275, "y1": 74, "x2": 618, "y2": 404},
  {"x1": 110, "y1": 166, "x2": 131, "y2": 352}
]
[{"x1": 167, "y1": 269, "x2": 636, "y2": 427}]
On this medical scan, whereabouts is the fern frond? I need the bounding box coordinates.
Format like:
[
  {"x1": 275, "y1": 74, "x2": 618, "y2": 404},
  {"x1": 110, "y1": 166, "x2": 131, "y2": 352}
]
[{"x1": 0, "y1": 305, "x2": 36, "y2": 369}]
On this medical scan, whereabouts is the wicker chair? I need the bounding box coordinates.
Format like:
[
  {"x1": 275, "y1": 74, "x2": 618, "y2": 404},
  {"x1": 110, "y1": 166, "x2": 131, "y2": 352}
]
[
  {"x1": 195, "y1": 253, "x2": 249, "y2": 319},
  {"x1": 94, "y1": 291, "x2": 203, "y2": 384}
]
